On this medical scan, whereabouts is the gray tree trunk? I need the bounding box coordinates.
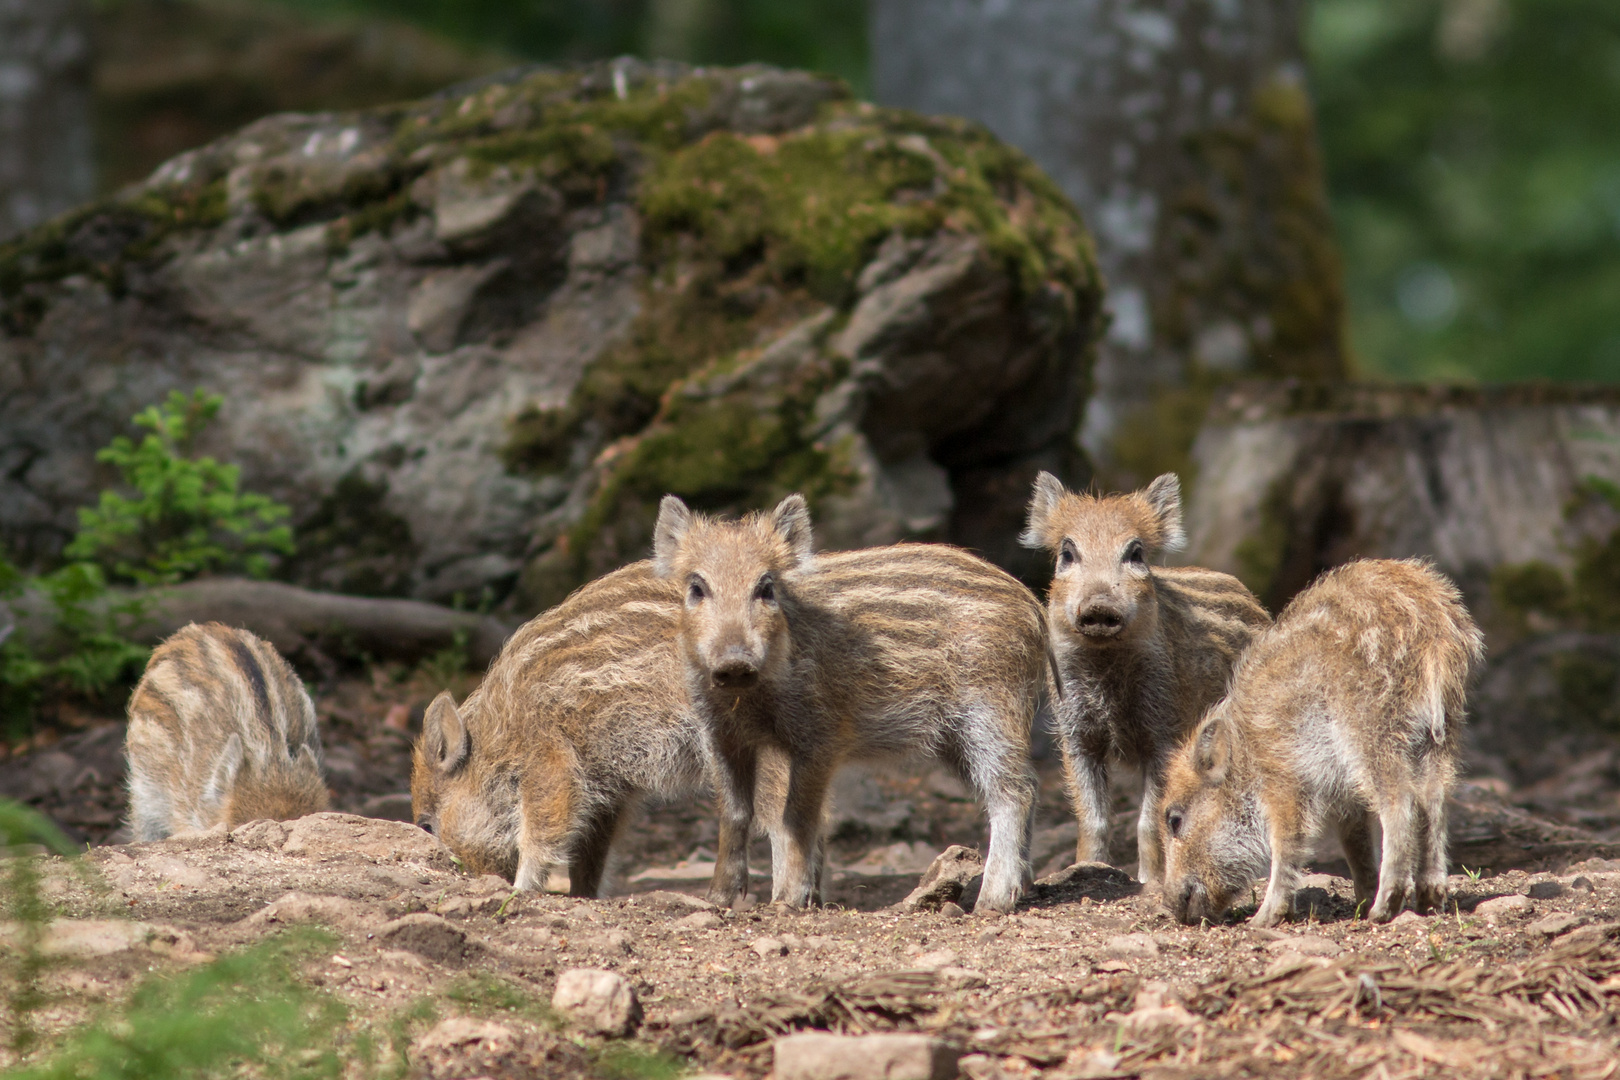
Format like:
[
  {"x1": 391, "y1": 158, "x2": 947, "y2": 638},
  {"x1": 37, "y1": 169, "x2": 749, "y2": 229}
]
[
  {"x1": 871, "y1": 0, "x2": 1347, "y2": 482},
  {"x1": 0, "y1": 0, "x2": 94, "y2": 241}
]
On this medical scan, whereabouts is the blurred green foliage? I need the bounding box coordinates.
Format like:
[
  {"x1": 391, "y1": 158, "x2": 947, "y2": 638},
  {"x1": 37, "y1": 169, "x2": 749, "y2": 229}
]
[
  {"x1": 10, "y1": 928, "x2": 351, "y2": 1079},
  {"x1": 269, "y1": 0, "x2": 869, "y2": 93},
  {"x1": 1308, "y1": 0, "x2": 1620, "y2": 381},
  {"x1": 65, "y1": 389, "x2": 294, "y2": 587},
  {"x1": 2, "y1": 390, "x2": 293, "y2": 728}
]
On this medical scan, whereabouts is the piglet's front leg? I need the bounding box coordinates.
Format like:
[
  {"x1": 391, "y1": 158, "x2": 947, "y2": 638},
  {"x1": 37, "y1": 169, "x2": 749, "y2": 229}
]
[
  {"x1": 1250, "y1": 821, "x2": 1304, "y2": 928},
  {"x1": 772, "y1": 755, "x2": 834, "y2": 908},
  {"x1": 707, "y1": 743, "x2": 758, "y2": 908}
]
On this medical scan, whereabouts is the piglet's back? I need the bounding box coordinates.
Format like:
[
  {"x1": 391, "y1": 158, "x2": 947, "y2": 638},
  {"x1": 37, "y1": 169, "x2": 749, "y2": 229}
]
[
  {"x1": 462, "y1": 562, "x2": 696, "y2": 782},
  {"x1": 1154, "y1": 566, "x2": 1273, "y2": 693},
  {"x1": 126, "y1": 622, "x2": 327, "y2": 841},
  {"x1": 796, "y1": 544, "x2": 1045, "y2": 659},
  {"x1": 787, "y1": 544, "x2": 1048, "y2": 744},
  {"x1": 1235, "y1": 558, "x2": 1482, "y2": 744}
]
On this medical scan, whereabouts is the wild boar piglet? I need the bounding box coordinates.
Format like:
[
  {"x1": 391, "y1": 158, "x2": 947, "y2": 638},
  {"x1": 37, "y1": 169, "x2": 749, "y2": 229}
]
[
  {"x1": 654, "y1": 493, "x2": 1045, "y2": 914},
  {"x1": 126, "y1": 622, "x2": 328, "y2": 840},
  {"x1": 412, "y1": 562, "x2": 799, "y2": 898},
  {"x1": 1160, "y1": 559, "x2": 1484, "y2": 927},
  {"x1": 1022, "y1": 471, "x2": 1270, "y2": 886}
]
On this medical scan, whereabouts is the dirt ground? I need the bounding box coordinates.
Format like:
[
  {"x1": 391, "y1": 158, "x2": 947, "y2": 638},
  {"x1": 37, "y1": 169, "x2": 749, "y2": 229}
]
[{"x1": 5, "y1": 670, "x2": 1620, "y2": 1078}]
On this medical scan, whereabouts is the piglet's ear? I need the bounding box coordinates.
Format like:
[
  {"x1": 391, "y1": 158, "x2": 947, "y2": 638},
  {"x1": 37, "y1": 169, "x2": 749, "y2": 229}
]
[
  {"x1": 1020, "y1": 471, "x2": 1067, "y2": 550},
  {"x1": 652, "y1": 495, "x2": 693, "y2": 578},
  {"x1": 206, "y1": 734, "x2": 245, "y2": 809},
  {"x1": 770, "y1": 493, "x2": 814, "y2": 568},
  {"x1": 424, "y1": 691, "x2": 470, "y2": 775},
  {"x1": 1144, "y1": 473, "x2": 1186, "y2": 553},
  {"x1": 1193, "y1": 715, "x2": 1230, "y2": 786}
]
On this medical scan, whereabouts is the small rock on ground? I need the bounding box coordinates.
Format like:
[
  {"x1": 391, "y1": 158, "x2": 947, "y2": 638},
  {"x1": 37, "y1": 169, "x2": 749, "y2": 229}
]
[
  {"x1": 751, "y1": 936, "x2": 788, "y2": 958},
  {"x1": 1476, "y1": 894, "x2": 1533, "y2": 920},
  {"x1": 773, "y1": 1032, "x2": 960, "y2": 1080},
  {"x1": 1105, "y1": 932, "x2": 1159, "y2": 959},
  {"x1": 552, "y1": 968, "x2": 642, "y2": 1037},
  {"x1": 1263, "y1": 934, "x2": 1342, "y2": 957}
]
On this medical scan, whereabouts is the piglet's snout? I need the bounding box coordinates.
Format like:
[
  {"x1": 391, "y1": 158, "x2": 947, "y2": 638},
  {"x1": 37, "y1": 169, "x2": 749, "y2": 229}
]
[
  {"x1": 1169, "y1": 878, "x2": 1210, "y2": 925},
  {"x1": 709, "y1": 647, "x2": 760, "y2": 689},
  {"x1": 1074, "y1": 598, "x2": 1127, "y2": 639}
]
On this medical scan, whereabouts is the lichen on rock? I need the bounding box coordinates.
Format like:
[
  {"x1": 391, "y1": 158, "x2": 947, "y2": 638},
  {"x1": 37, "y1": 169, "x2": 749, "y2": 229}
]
[{"x1": 0, "y1": 60, "x2": 1102, "y2": 609}]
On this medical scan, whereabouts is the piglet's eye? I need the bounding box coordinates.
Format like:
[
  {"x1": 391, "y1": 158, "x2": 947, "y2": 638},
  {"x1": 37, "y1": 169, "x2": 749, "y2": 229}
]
[
  {"x1": 687, "y1": 578, "x2": 708, "y2": 604},
  {"x1": 755, "y1": 576, "x2": 775, "y2": 602},
  {"x1": 1165, "y1": 810, "x2": 1184, "y2": 839},
  {"x1": 1056, "y1": 541, "x2": 1079, "y2": 571},
  {"x1": 1124, "y1": 540, "x2": 1145, "y2": 565},
  {"x1": 417, "y1": 818, "x2": 435, "y2": 836}
]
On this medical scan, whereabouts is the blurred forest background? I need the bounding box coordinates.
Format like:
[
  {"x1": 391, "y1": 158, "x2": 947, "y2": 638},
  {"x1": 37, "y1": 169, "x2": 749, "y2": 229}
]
[{"x1": 89, "y1": 0, "x2": 1617, "y2": 384}]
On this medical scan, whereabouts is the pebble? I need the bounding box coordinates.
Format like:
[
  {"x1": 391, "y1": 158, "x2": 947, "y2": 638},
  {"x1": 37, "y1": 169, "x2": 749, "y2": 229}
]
[
  {"x1": 910, "y1": 949, "x2": 960, "y2": 971},
  {"x1": 672, "y1": 911, "x2": 724, "y2": 932},
  {"x1": 1528, "y1": 913, "x2": 1585, "y2": 937},
  {"x1": 773, "y1": 1032, "x2": 960, "y2": 1080},
  {"x1": 1263, "y1": 933, "x2": 1342, "y2": 957},
  {"x1": 1104, "y1": 932, "x2": 1159, "y2": 959},
  {"x1": 751, "y1": 936, "x2": 789, "y2": 958},
  {"x1": 551, "y1": 968, "x2": 641, "y2": 1037},
  {"x1": 1524, "y1": 880, "x2": 1565, "y2": 900},
  {"x1": 1475, "y1": 894, "x2": 1532, "y2": 920}
]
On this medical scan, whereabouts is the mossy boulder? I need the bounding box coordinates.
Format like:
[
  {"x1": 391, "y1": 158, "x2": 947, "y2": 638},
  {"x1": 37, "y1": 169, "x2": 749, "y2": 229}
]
[{"x1": 0, "y1": 60, "x2": 1102, "y2": 609}]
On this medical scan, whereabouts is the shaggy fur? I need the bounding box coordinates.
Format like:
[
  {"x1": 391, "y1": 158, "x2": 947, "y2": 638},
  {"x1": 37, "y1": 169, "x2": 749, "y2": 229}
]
[
  {"x1": 125, "y1": 622, "x2": 328, "y2": 840},
  {"x1": 1022, "y1": 472, "x2": 1271, "y2": 886},
  {"x1": 655, "y1": 493, "x2": 1045, "y2": 914},
  {"x1": 411, "y1": 561, "x2": 796, "y2": 898},
  {"x1": 1159, "y1": 559, "x2": 1485, "y2": 927}
]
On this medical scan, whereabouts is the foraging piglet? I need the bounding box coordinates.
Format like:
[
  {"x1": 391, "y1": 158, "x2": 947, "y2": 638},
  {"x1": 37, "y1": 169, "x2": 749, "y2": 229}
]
[
  {"x1": 1160, "y1": 559, "x2": 1484, "y2": 926},
  {"x1": 1021, "y1": 472, "x2": 1270, "y2": 886},
  {"x1": 654, "y1": 493, "x2": 1046, "y2": 914},
  {"x1": 412, "y1": 561, "x2": 801, "y2": 897},
  {"x1": 126, "y1": 622, "x2": 328, "y2": 840}
]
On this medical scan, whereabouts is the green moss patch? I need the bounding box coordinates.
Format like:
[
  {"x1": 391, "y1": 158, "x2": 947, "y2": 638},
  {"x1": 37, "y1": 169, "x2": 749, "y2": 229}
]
[
  {"x1": 277, "y1": 470, "x2": 419, "y2": 598},
  {"x1": 1491, "y1": 479, "x2": 1620, "y2": 644},
  {"x1": 0, "y1": 182, "x2": 226, "y2": 334}
]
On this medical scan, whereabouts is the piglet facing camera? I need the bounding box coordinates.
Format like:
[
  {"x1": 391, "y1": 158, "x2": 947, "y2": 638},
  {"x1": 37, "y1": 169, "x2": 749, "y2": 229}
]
[
  {"x1": 1022, "y1": 471, "x2": 1271, "y2": 887},
  {"x1": 125, "y1": 622, "x2": 328, "y2": 841},
  {"x1": 655, "y1": 493, "x2": 1046, "y2": 915},
  {"x1": 1159, "y1": 559, "x2": 1484, "y2": 927}
]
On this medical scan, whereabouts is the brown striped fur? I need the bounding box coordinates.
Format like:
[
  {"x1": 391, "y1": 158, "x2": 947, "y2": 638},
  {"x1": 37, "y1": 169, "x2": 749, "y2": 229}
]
[
  {"x1": 1022, "y1": 472, "x2": 1272, "y2": 887},
  {"x1": 1160, "y1": 559, "x2": 1485, "y2": 926},
  {"x1": 654, "y1": 494, "x2": 1045, "y2": 914},
  {"x1": 125, "y1": 622, "x2": 327, "y2": 841},
  {"x1": 410, "y1": 562, "x2": 797, "y2": 898}
]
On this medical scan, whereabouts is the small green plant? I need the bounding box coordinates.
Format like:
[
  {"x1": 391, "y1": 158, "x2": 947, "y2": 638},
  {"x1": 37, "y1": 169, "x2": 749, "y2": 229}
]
[
  {"x1": 595, "y1": 1044, "x2": 689, "y2": 1080},
  {"x1": 0, "y1": 556, "x2": 149, "y2": 732},
  {"x1": 0, "y1": 800, "x2": 78, "y2": 1053},
  {"x1": 65, "y1": 389, "x2": 294, "y2": 586},
  {"x1": 11, "y1": 928, "x2": 348, "y2": 1080},
  {"x1": 444, "y1": 972, "x2": 558, "y2": 1026},
  {"x1": 1461, "y1": 865, "x2": 1485, "y2": 883},
  {"x1": 1, "y1": 390, "x2": 298, "y2": 728},
  {"x1": 417, "y1": 629, "x2": 471, "y2": 691},
  {"x1": 1425, "y1": 931, "x2": 1457, "y2": 963}
]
